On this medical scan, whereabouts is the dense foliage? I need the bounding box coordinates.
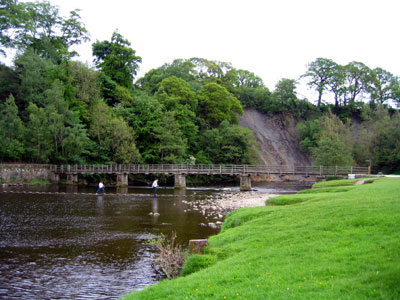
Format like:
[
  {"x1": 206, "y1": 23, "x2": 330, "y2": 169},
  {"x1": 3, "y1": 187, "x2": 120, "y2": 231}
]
[{"x1": 1, "y1": 1, "x2": 399, "y2": 173}]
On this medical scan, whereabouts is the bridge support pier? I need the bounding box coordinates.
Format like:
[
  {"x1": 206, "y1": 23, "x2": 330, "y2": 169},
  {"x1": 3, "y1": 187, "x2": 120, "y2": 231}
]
[
  {"x1": 49, "y1": 172, "x2": 59, "y2": 183},
  {"x1": 240, "y1": 175, "x2": 252, "y2": 191},
  {"x1": 174, "y1": 174, "x2": 186, "y2": 189},
  {"x1": 117, "y1": 173, "x2": 128, "y2": 187},
  {"x1": 66, "y1": 174, "x2": 78, "y2": 184}
]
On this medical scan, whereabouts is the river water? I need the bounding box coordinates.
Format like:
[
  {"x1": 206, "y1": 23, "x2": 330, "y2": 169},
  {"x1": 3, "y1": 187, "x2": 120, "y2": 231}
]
[{"x1": 0, "y1": 183, "x2": 309, "y2": 300}]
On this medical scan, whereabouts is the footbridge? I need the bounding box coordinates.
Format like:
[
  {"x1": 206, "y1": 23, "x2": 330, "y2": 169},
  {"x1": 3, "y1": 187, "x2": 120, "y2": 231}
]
[{"x1": 50, "y1": 164, "x2": 370, "y2": 191}]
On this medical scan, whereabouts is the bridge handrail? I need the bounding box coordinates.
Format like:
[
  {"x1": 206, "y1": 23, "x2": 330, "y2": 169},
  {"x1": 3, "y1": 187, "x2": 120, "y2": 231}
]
[{"x1": 50, "y1": 164, "x2": 370, "y2": 175}]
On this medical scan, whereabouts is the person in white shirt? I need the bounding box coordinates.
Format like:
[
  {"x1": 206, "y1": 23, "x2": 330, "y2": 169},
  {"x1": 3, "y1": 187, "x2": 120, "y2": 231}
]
[
  {"x1": 96, "y1": 181, "x2": 105, "y2": 194},
  {"x1": 152, "y1": 179, "x2": 159, "y2": 195}
]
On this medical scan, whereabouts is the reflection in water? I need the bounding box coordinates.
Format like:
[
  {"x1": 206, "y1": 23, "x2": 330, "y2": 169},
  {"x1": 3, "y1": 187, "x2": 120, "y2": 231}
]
[
  {"x1": 96, "y1": 195, "x2": 104, "y2": 215},
  {"x1": 116, "y1": 187, "x2": 128, "y2": 194},
  {"x1": 152, "y1": 197, "x2": 159, "y2": 224},
  {"x1": 66, "y1": 184, "x2": 78, "y2": 193}
]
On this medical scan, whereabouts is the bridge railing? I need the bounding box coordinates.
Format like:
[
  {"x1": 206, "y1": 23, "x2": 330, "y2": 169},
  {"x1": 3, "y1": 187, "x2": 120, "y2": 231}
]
[{"x1": 50, "y1": 164, "x2": 370, "y2": 175}]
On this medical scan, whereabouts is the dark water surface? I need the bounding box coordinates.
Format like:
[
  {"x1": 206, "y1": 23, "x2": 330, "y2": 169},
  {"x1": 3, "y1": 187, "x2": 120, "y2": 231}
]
[{"x1": 0, "y1": 183, "x2": 310, "y2": 300}]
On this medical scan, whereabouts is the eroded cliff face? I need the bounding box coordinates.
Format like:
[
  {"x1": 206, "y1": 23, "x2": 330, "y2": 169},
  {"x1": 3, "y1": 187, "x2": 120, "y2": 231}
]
[{"x1": 239, "y1": 109, "x2": 311, "y2": 166}]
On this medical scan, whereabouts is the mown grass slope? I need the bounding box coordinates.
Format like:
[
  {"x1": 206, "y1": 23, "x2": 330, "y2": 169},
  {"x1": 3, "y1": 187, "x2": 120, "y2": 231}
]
[{"x1": 122, "y1": 178, "x2": 400, "y2": 300}]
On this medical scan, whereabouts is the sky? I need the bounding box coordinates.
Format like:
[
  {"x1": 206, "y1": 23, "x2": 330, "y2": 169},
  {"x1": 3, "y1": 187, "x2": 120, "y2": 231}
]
[{"x1": 16, "y1": 0, "x2": 400, "y2": 101}]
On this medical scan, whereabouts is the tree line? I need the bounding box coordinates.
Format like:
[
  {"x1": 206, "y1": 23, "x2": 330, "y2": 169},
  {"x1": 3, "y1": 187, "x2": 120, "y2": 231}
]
[{"x1": 0, "y1": 0, "x2": 399, "y2": 173}]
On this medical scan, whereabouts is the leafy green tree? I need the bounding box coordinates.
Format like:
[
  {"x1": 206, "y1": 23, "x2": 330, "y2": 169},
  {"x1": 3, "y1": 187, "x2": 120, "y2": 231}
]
[
  {"x1": 1, "y1": 0, "x2": 89, "y2": 62},
  {"x1": 25, "y1": 102, "x2": 52, "y2": 162},
  {"x1": 113, "y1": 85, "x2": 133, "y2": 107},
  {"x1": 311, "y1": 112, "x2": 354, "y2": 166},
  {"x1": 89, "y1": 100, "x2": 140, "y2": 163},
  {"x1": 14, "y1": 49, "x2": 53, "y2": 108},
  {"x1": 0, "y1": 94, "x2": 25, "y2": 160},
  {"x1": 153, "y1": 112, "x2": 187, "y2": 163},
  {"x1": 107, "y1": 116, "x2": 140, "y2": 163},
  {"x1": 67, "y1": 61, "x2": 100, "y2": 105},
  {"x1": 312, "y1": 134, "x2": 353, "y2": 166},
  {"x1": 264, "y1": 78, "x2": 299, "y2": 115},
  {"x1": 196, "y1": 82, "x2": 243, "y2": 128},
  {"x1": 343, "y1": 61, "x2": 372, "y2": 107},
  {"x1": 355, "y1": 107, "x2": 400, "y2": 173},
  {"x1": 198, "y1": 120, "x2": 257, "y2": 164},
  {"x1": 0, "y1": 0, "x2": 21, "y2": 56},
  {"x1": 297, "y1": 119, "x2": 321, "y2": 153},
  {"x1": 136, "y1": 58, "x2": 197, "y2": 94},
  {"x1": 155, "y1": 76, "x2": 198, "y2": 148},
  {"x1": 0, "y1": 64, "x2": 21, "y2": 107},
  {"x1": 92, "y1": 30, "x2": 141, "y2": 89},
  {"x1": 155, "y1": 76, "x2": 197, "y2": 111},
  {"x1": 116, "y1": 92, "x2": 163, "y2": 163},
  {"x1": 302, "y1": 58, "x2": 339, "y2": 107},
  {"x1": 326, "y1": 63, "x2": 346, "y2": 107},
  {"x1": 368, "y1": 67, "x2": 400, "y2": 105}
]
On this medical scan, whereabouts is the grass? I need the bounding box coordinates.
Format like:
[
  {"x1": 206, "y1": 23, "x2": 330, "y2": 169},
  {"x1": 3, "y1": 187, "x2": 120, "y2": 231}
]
[
  {"x1": 121, "y1": 178, "x2": 400, "y2": 300},
  {"x1": 26, "y1": 178, "x2": 51, "y2": 185},
  {"x1": 312, "y1": 177, "x2": 376, "y2": 188}
]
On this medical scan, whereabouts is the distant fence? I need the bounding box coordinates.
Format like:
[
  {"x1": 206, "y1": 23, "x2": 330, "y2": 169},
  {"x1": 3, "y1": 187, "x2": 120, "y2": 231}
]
[{"x1": 49, "y1": 164, "x2": 370, "y2": 176}]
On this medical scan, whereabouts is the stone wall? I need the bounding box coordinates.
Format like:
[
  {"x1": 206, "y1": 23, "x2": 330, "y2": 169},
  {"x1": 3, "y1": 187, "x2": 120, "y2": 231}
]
[{"x1": 0, "y1": 164, "x2": 58, "y2": 184}]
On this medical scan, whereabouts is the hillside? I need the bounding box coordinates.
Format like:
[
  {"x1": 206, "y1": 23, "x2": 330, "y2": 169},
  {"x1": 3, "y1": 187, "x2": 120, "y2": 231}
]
[{"x1": 239, "y1": 109, "x2": 311, "y2": 166}]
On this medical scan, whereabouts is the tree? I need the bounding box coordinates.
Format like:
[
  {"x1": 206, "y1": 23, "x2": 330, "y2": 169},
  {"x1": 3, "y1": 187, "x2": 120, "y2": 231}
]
[
  {"x1": 302, "y1": 58, "x2": 339, "y2": 107},
  {"x1": 89, "y1": 100, "x2": 140, "y2": 163},
  {"x1": 368, "y1": 67, "x2": 400, "y2": 105},
  {"x1": 297, "y1": 119, "x2": 321, "y2": 153},
  {"x1": 196, "y1": 82, "x2": 243, "y2": 128},
  {"x1": 153, "y1": 112, "x2": 187, "y2": 163},
  {"x1": 326, "y1": 64, "x2": 346, "y2": 107},
  {"x1": 1, "y1": 0, "x2": 89, "y2": 62},
  {"x1": 155, "y1": 76, "x2": 198, "y2": 148},
  {"x1": 355, "y1": 107, "x2": 400, "y2": 173},
  {"x1": 0, "y1": 0, "x2": 21, "y2": 56},
  {"x1": 0, "y1": 94, "x2": 25, "y2": 160},
  {"x1": 312, "y1": 134, "x2": 353, "y2": 166},
  {"x1": 25, "y1": 102, "x2": 52, "y2": 162},
  {"x1": 67, "y1": 61, "x2": 100, "y2": 105},
  {"x1": 198, "y1": 120, "x2": 257, "y2": 164},
  {"x1": 343, "y1": 61, "x2": 372, "y2": 107},
  {"x1": 117, "y1": 92, "x2": 163, "y2": 163},
  {"x1": 311, "y1": 112, "x2": 354, "y2": 166},
  {"x1": 92, "y1": 30, "x2": 141, "y2": 89},
  {"x1": 270, "y1": 78, "x2": 298, "y2": 112},
  {"x1": 14, "y1": 49, "x2": 53, "y2": 107}
]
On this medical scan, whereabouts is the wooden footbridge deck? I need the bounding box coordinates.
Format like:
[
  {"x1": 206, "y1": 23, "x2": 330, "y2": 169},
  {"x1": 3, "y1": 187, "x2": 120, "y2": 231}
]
[{"x1": 49, "y1": 164, "x2": 370, "y2": 191}]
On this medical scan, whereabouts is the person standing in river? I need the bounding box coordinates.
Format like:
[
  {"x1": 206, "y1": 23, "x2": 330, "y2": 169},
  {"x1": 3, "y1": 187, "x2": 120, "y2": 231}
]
[
  {"x1": 96, "y1": 181, "x2": 105, "y2": 194},
  {"x1": 152, "y1": 179, "x2": 159, "y2": 195}
]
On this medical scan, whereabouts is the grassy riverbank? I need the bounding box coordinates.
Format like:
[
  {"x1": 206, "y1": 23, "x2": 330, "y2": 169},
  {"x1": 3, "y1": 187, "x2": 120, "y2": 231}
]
[{"x1": 122, "y1": 177, "x2": 400, "y2": 300}]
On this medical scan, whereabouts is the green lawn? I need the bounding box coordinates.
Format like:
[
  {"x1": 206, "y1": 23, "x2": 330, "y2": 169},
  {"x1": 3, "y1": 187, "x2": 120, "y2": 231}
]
[{"x1": 121, "y1": 178, "x2": 400, "y2": 300}]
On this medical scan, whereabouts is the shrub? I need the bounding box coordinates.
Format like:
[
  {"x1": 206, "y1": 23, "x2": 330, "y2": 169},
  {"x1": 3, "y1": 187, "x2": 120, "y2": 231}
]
[{"x1": 147, "y1": 232, "x2": 186, "y2": 279}]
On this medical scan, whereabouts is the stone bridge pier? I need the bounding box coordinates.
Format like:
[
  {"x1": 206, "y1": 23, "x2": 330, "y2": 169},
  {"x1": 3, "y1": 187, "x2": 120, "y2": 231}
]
[
  {"x1": 174, "y1": 174, "x2": 186, "y2": 189},
  {"x1": 240, "y1": 175, "x2": 252, "y2": 191},
  {"x1": 117, "y1": 173, "x2": 128, "y2": 187},
  {"x1": 66, "y1": 173, "x2": 78, "y2": 184}
]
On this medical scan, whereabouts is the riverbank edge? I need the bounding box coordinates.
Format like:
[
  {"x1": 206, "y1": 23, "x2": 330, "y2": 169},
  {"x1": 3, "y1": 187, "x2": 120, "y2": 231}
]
[{"x1": 121, "y1": 177, "x2": 400, "y2": 300}]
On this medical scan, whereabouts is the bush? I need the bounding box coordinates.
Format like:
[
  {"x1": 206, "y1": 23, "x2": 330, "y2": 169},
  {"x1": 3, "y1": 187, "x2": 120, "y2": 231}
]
[{"x1": 147, "y1": 232, "x2": 186, "y2": 279}]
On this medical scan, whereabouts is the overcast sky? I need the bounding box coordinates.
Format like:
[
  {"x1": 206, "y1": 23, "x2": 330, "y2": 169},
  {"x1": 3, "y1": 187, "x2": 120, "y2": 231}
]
[{"x1": 20, "y1": 0, "x2": 400, "y2": 101}]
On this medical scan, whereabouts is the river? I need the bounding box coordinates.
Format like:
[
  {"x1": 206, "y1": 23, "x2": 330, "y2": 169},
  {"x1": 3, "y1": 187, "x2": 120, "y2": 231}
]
[{"x1": 0, "y1": 182, "x2": 309, "y2": 300}]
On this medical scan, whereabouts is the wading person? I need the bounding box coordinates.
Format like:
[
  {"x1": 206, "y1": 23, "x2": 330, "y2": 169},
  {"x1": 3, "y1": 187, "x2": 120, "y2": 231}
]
[
  {"x1": 96, "y1": 181, "x2": 105, "y2": 194},
  {"x1": 152, "y1": 179, "x2": 159, "y2": 195}
]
